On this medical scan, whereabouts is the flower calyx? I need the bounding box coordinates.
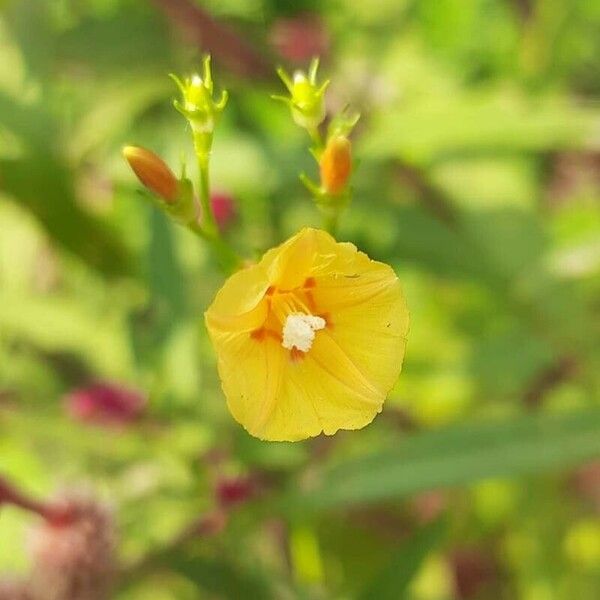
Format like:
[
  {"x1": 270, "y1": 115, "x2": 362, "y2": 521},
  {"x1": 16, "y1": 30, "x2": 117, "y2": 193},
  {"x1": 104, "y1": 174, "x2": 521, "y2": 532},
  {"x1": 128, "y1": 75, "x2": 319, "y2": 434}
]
[
  {"x1": 300, "y1": 132, "x2": 354, "y2": 205},
  {"x1": 170, "y1": 55, "x2": 228, "y2": 158},
  {"x1": 123, "y1": 145, "x2": 197, "y2": 226},
  {"x1": 273, "y1": 57, "x2": 329, "y2": 132}
]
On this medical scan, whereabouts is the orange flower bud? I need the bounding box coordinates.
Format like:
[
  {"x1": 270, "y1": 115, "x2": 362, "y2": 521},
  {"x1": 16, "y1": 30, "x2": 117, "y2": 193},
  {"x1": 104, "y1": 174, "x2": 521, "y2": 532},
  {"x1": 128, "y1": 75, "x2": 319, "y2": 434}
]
[
  {"x1": 122, "y1": 145, "x2": 178, "y2": 204},
  {"x1": 319, "y1": 136, "x2": 352, "y2": 195}
]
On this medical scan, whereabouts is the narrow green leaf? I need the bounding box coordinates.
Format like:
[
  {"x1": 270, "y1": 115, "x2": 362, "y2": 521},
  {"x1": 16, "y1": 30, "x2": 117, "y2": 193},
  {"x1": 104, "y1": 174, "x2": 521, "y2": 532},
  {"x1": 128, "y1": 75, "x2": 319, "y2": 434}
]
[
  {"x1": 357, "y1": 519, "x2": 445, "y2": 600},
  {"x1": 0, "y1": 155, "x2": 134, "y2": 278},
  {"x1": 147, "y1": 206, "x2": 187, "y2": 318},
  {"x1": 288, "y1": 409, "x2": 600, "y2": 513},
  {"x1": 361, "y1": 92, "x2": 600, "y2": 162},
  {"x1": 164, "y1": 553, "x2": 273, "y2": 600},
  {"x1": 0, "y1": 91, "x2": 134, "y2": 279},
  {"x1": 128, "y1": 207, "x2": 187, "y2": 367}
]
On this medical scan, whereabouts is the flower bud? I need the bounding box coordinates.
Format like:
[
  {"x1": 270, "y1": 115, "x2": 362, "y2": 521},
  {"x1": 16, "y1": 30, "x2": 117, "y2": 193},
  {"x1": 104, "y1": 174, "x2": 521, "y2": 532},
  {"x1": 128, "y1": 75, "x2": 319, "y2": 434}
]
[
  {"x1": 122, "y1": 146, "x2": 178, "y2": 203},
  {"x1": 320, "y1": 135, "x2": 352, "y2": 195},
  {"x1": 210, "y1": 193, "x2": 237, "y2": 232},
  {"x1": 273, "y1": 58, "x2": 329, "y2": 131},
  {"x1": 170, "y1": 56, "x2": 228, "y2": 144},
  {"x1": 64, "y1": 382, "x2": 146, "y2": 428},
  {"x1": 28, "y1": 494, "x2": 116, "y2": 600}
]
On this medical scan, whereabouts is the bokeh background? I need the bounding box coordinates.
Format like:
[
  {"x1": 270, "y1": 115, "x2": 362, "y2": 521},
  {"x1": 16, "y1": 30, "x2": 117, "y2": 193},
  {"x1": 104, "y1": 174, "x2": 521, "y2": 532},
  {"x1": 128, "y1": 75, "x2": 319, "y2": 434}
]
[{"x1": 1, "y1": 0, "x2": 600, "y2": 598}]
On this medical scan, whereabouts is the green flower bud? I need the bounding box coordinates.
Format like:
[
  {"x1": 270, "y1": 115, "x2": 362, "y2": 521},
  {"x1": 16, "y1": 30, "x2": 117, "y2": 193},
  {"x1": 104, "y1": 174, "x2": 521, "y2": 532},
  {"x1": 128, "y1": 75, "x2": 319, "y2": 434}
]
[
  {"x1": 170, "y1": 55, "x2": 228, "y2": 159},
  {"x1": 273, "y1": 58, "x2": 329, "y2": 131}
]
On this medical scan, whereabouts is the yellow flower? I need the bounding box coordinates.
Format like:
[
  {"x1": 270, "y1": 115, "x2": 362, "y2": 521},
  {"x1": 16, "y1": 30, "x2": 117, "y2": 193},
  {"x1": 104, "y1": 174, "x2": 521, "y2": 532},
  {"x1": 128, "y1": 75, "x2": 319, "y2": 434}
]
[{"x1": 205, "y1": 228, "x2": 409, "y2": 442}]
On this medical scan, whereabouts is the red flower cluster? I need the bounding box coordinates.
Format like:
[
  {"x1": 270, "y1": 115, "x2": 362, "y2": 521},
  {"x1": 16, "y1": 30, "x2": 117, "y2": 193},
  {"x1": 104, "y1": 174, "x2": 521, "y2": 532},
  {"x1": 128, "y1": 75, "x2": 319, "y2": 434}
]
[
  {"x1": 65, "y1": 382, "x2": 146, "y2": 427},
  {"x1": 216, "y1": 476, "x2": 255, "y2": 508}
]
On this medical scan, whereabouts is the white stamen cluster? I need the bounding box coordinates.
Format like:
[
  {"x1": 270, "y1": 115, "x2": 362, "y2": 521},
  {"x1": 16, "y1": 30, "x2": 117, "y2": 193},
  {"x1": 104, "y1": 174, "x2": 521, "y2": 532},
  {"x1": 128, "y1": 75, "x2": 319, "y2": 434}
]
[{"x1": 282, "y1": 314, "x2": 326, "y2": 353}]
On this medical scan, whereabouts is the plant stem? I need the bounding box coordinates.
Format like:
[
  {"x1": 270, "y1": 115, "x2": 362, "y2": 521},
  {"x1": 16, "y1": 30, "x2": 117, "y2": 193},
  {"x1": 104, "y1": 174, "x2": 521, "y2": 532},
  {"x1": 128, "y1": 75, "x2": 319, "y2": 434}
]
[
  {"x1": 0, "y1": 476, "x2": 62, "y2": 522},
  {"x1": 323, "y1": 209, "x2": 339, "y2": 236},
  {"x1": 308, "y1": 127, "x2": 323, "y2": 151},
  {"x1": 191, "y1": 150, "x2": 244, "y2": 274},
  {"x1": 188, "y1": 221, "x2": 244, "y2": 274},
  {"x1": 197, "y1": 155, "x2": 218, "y2": 236}
]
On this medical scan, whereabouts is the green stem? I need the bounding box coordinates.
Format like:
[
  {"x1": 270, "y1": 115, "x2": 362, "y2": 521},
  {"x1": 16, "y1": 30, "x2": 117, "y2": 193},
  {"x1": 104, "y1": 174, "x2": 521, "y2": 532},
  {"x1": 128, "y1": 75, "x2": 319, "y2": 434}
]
[
  {"x1": 323, "y1": 209, "x2": 340, "y2": 236},
  {"x1": 197, "y1": 155, "x2": 218, "y2": 237},
  {"x1": 188, "y1": 221, "x2": 243, "y2": 275},
  {"x1": 308, "y1": 126, "x2": 324, "y2": 152},
  {"x1": 190, "y1": 143, "x2": 244, "y2": 274}
]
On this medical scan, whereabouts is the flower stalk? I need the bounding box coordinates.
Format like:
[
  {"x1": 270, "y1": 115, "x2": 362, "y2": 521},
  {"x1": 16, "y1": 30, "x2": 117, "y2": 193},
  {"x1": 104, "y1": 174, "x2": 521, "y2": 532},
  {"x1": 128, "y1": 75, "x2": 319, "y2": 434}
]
[
  {"x1": 124, "y1": 55, "x2": 243, "y2": 274},
  {"x1": 197, "y1": 155, "x2": 217, "y2": 237},
  {"x1": 274, "y1": 59, "x2": 360, "y2": 235},
  {"x1": 171, "y1": 56, "x2": 243, "y2": 272}
]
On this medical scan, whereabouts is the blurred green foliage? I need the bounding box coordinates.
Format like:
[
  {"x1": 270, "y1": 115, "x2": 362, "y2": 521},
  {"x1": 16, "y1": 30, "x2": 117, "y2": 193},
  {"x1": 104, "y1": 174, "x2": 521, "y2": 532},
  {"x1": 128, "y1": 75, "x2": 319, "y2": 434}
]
[{"x1": 1, "y1": 0, "x2": 599, "y2": 598}]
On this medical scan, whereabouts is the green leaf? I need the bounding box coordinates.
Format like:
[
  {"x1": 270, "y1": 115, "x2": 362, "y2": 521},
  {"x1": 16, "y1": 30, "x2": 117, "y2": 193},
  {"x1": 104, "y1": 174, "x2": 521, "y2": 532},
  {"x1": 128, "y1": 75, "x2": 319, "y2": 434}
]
[
  {"x1": 56, "y1": 4, "x2": 173, "y2": 75},
  {"x1": 160, "y1": 552, "x2": 273, "y2": 600},
  {"x1": 147, "y1": 207, "x2": 187, "y2": 317},
  {"x1": 128, "y1": 206, "x2": 187, "y2": 367},
  {"x1": 362, "y1": 91, "x2": 600, "y2": 163},
  {"x1": 4, "y1": 0, "x2": 55, "y2": 81},
  {"x1": 0, "y1": 154, "x2": 134, "y2": 278},
  {"x1": 0, "y1": 92, "x2": 134, "y2": 279},
  {"x1": 357, "y1": 519, "x2": 446, "y2": 600},
  {"x1": 287, "y1": 409, "x2": 600, "y2": 513},
  {"x1": 0, "y1": 290, "x2": 131, "y2": 376}
]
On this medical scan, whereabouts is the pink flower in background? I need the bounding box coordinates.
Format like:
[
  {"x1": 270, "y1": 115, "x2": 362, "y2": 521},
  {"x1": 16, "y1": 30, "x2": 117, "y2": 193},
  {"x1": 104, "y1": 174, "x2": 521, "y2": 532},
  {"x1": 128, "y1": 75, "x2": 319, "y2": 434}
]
[
  {"x1": 216, "y1": 476, "x2": 255, "y2": 508},
  {"x1": 270, "y1": 14, "x2": 330, "y2": 63},
  {"x1": 65, "y1": 383, "x2": 146, "y2": 427},
  {"x1": 210, "y1": 192, "x2": 237, "y2": 231},
  {"x1": 29, "y1": 494, "x2": 116, "y2": 600}
]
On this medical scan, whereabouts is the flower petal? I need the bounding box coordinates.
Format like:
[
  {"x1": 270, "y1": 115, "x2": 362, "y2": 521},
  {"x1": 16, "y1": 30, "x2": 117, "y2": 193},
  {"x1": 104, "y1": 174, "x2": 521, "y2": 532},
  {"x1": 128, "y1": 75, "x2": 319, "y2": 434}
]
[
  {"x1": 205, "y1": 263, "x2": 270, "y2": 333},
  {"x1": 208, "y1": 326, "x2": 385, "y2": 441},
  {"x1": 265, "y1": 228, "x2": 320, "y2": 290},
  {"x1": 310, "y1": 241, "x2": 409, "y2": 400},
  {"x1": 211, "y1": 331, "x2": 326, "y2": 441},
  {"x1": 319, "y1": 278, "x2": 409, "y2": 397},
  {"x1": 208, "y1": 263, "x2": 270, "y2": 318},
  {"x1": 256, "y1": 334, "x2": 385, "y2": 441}
]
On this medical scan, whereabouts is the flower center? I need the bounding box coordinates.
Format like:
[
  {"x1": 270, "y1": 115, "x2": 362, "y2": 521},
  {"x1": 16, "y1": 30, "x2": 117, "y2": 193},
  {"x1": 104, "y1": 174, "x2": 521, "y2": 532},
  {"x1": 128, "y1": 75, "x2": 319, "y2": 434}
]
[
  {"x1": 250, "y1": 278, "x2": 331, "y2": 358},
  {"x1": 281, "y1": 314, "x2": 326, "y2": 353}
]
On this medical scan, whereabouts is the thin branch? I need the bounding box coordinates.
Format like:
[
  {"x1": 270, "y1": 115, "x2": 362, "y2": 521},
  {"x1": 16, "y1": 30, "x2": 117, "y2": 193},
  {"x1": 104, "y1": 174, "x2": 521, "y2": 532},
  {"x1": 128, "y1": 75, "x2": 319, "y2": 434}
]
[
  {"x1": 508, "y1": 0, "x2": 534, "y2": 23},
  {"x1": 393, "y1": 161, "x2": 458, "y2": 226},
  {"x1": 524, "y1": 356, "x2": 578, "y2": 407},
  {"x1": 0, "y1": 476, "x2": 68, "y2": 523},
  {"x1": 151, "y1": 0, "x2": 271, "y2": 79}
]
